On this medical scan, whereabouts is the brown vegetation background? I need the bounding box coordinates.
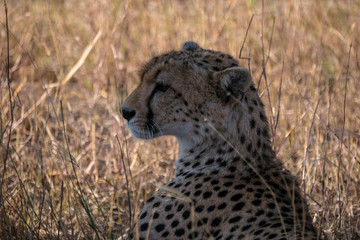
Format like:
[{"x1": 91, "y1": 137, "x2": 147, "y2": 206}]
[{"x1": 0, "y1": 0, "x2": 359, "y2": 239}]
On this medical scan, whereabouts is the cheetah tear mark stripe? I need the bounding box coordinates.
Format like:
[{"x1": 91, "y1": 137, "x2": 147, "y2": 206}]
[
  {"x1": 146, "y1": 70, "x2": 162, "y2": 123},
  {"x1": 146, "y1": 89, "x2": 156, "y2": 122},
  {"x1": 146, "y1": 85, "x2": 173, "y2": 135},
  {"x1": 145, "y1": 70, "x2": 174, "y2": 135}
]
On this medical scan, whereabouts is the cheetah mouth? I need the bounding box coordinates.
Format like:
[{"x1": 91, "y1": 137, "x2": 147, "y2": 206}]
[
  {"x1": 127, "y1": 119, "x2": 161, "y2": 139},
  {"x1": 129, "y1": 127, "x2": 153, "y2": 139}
]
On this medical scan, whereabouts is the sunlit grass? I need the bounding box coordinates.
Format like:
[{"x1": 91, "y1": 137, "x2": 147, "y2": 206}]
[{"x1": 0, "y1": 0, "x2": 359, "y2": 239}]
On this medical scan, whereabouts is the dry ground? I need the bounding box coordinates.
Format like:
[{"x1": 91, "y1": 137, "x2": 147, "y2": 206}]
[{"x1": 0, "y1": 0, "x2": 359, "y2": 239}]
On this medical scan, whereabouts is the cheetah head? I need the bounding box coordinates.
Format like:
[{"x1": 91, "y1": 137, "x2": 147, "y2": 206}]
[{"x1": 121, "y1": 41, "x2": 254, "y2": 146}]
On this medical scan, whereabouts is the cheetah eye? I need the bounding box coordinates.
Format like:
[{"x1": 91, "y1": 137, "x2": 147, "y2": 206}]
[{"x1": 155, "y1": 82, "x2": 170, "y2": 92}]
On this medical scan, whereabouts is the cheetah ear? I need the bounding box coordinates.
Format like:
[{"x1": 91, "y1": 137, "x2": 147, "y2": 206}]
[
  {"x1": 213, "y1": 67, "x2": 252, "y2": 102},
  {"x1": 181, "y1": 41, "x2": 201, "y2": 51}
]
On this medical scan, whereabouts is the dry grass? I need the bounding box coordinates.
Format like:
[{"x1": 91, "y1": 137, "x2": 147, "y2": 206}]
[{"x1": 0, "y1": 0, "x2": 359, "y2": 239}]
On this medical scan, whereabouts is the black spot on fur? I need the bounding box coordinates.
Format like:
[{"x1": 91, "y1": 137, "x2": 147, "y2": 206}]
[
  {"x1": 195, "y1": 205, "x2": 204, "y2": 213},
  {"x1": 257, "y1": 140, "x2": 261, "y2": 148},
  {"x1": 231, "y1": 193, "x2": 243, "y2": 201},
  {"x1": 155, "y1": 224, "x2": 165, "y2": 232},
  {"x1": 218, "y1": 202, "x2": 227, "y2": 209},
  {"x1": 207, "y1": 205, "x2": 215, "y2": 212},
  {"x1": 140, "y1": 211, "x2": 147, "y2": 219},
  {"x1": 183, "y1": 210, "x2": 190, "y2": 219},
  {"x1": 252, "y1": 200, "x2": 262, "y2": 206},
  {"x1": 242, "y1": 224, "x2": 252, "y2": 231},
  {"x1": 177, "y1": 204, "x2": 184, "y2": 211},
  {"x1": 211, "y1": 217, "x2": 222, "y2": 227},
  {"x1": 240, "y1": 135, "x2": 245, "y2": 144},
  {"x1": 205, "y1": 158, "x2": 214, "y2": 165},
  {"x1": 267, "y1": 203, "x2": 276, "y2": 209},
  {"x1": 194, "y1": 190, "x2": 202, "y2": 196},
  {"x1": 140, "y1": 223, "x2": 148, "y2": 231},
  {"x1": 211, "y1": 179, "x2": 219, "y2": 185},
  {"x1": 228, "y1": 166, "x2": 237, "y2": 172},
  {"x1": 204, "y1": 176, "x2": 211, "y2": 182},
  {"x1": 175, "y1": 228, "x2": 185, "y2": 236},
  {"x1": 256, "y1": 210, "x2": 265, "y2": 216},
  {"x1": 218, "y1": 190, "x2": 228, "y2": 197},
  {"x1": 171, "y1": 220, "x2": 179, "y2": 227},
  {"x1": 250, "y1": 119, "x2": 256, "y2": 129},
  {"x1": 203, "y1": 191, "x2": 212, "y2": 199},
  {"x1": 234, "y1": 184, "x2": 245, "y2": 190},
  {"x1": 233, "y1": 202, "x2": 245, "y2": 211},
  {"x1": 262, "y1": 128, "x2": 269, "y2": 137},
  {"x1": 229, "y1": 216, "x2": 242, "y2": 223},
  {"x1": 247, "y1": 143, "x2": 252, "y2": 152},
  {"x1": 260, "y1": 112, "x2": 266, "y2": 121},
  {"x1": 192, "y1": 162, "x2": 200, "y2": 168},
  {"x1": 246, "y1": 187, "x2": 254, "y2": 192},
  {"x1": 146, "y1": 196, "x2": 154, "y2": 203}
]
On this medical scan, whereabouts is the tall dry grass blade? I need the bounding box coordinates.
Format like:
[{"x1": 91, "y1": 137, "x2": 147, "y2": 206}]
[
  {"x1": 1, "y1": 0, "x2": 14, "y2": 218},
  {"x1": 261, "y1": 19, "x2": 276, "y2": 126},
  {"x1": 57, "y1": 180, "x2": 64, "y2": 240},
  {"x1": 60, "y1": 101, "x2": 102, "y2": 239},
  {"x1": 257, "y1": 0, "x2": 276, "y2": 140},
  {"x1": 61, "y1": 30, "x2": 102, "y2": 86},
  {"x1": 0, "y1": 5, "x2": 14, "y2": 236},
  {"x1": 302, "y1": 96, "x2": 321, "y2": 238},
  {"x1": 46, "y1": 1, "x2": 64, "y2": 79},
  {"x1": 8, "y1": 152, "x2": 47, "y2": 238},
  {"x1": 273, "y1": 57, "x2": 284, "y2": 154},
  {"x1": 0, "y1": 22, "x2": 37, "y2": 70},
  {"x1": 1, "y1": 77, "x2": 26, "y2": 116},
  {"x1": 11, "y1": 30, "x2": 102, "y2": 132},
  {"x1": 238, "y1": 14, "x2": 254, "y2": 60},
  {"x1": 116, "y1": 135, "x2": 132, "y2": 239},
  {"x1": 4, "y1": 197, "x2": 36, "y2": 237},
  {"x1": 338, "y1": 42, "x2": 352, "y2": 236}
]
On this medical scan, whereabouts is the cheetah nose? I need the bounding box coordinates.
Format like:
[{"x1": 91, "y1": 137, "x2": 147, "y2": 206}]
[{"x1": 121, "y1": 106, "x2": 136, "y2": 121}]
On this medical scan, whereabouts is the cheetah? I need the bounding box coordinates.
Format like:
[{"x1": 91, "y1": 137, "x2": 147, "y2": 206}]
[{"x1": 121, "y1": 41, "x2": 318, "y2": 239}]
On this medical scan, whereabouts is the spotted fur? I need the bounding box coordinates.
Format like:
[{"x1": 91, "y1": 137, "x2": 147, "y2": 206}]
[{"x1": 121, "y1": 41, "x2": 317, "y2": 240}]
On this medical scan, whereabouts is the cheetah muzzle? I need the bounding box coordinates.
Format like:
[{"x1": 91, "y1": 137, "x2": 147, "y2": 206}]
[{"x1": 121, "y1": 41, "x2": 318, "y2": 240}]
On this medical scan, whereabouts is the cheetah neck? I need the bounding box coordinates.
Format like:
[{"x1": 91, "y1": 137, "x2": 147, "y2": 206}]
[{"x1": 175, "y1": 96, "x2": 278, "y2": 176}]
